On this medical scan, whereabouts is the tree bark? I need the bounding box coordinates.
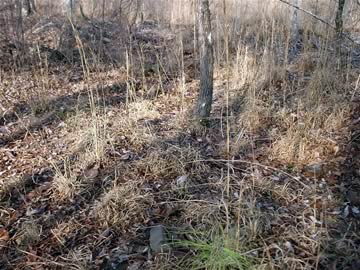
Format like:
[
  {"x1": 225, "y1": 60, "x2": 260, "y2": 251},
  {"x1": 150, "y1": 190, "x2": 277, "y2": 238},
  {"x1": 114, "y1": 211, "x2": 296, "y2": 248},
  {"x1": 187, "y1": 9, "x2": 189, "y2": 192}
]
[
  {"x1": 23, "y1": 0, "x2": 36, "y2": 16},
  {"x1": 68, "y1": 0, "x2": 75, "y2": 19},
  {"x1": 335, "y1": 0, "x2": 346, "y2": 36},
  {"x1": 289, "y1": 0, "x2": 300, "y2": 63},
  {"x1": 196, "y1": 0, "x2": 214, "y2": 123},
  {"x1": 15, "y1": 0, "x2": 23, "y2": 45}
]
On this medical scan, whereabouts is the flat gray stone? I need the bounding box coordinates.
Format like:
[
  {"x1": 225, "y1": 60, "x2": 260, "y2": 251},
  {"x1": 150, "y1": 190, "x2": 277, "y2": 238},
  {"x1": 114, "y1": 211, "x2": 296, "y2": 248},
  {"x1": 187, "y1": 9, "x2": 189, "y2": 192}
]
[{"x1": 149, "y1": 225, "x2": 165, "y2": 253}]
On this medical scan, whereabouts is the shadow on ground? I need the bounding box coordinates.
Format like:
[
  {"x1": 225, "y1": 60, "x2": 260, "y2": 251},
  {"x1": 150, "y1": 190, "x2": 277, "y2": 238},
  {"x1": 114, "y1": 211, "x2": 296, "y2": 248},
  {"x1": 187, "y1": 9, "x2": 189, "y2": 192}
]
[{"x1": 0, "y1": 80, "x2": 127, "y2": 147}]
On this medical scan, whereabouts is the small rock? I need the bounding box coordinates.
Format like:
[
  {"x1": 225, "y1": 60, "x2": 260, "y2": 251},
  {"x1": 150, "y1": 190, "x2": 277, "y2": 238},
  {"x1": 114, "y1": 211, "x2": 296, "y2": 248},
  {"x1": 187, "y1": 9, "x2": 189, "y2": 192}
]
[
  {"x1": 205, "y1": 145, "x2": 214, "y2": 157},
  {"x1": 26, "y1": 207, "x2": 44, "y2": 216},
  {"x1": 84, "y1": 163, "x2": 100, "y2": 179},
  {"x1": 58, "y1": 121, "x2": 66, "y2": 128},
  {"x1": 44, "y1": 127, "x2": 53, "y2": 135},
  {"x1": 128, "y1": 261, "x2": 144, "y2": 270},
  {"x1": 347, "y1": 190, "x2": 360, "y2": 206},
  {"x1": 154, "y1": 183, "x2": 161, "y2": 190},
  {"x1": 304, "y1": 163, "x2": 322, "y2": 175},
  {"x1": 351, "y1": 206, "x2": 360, "y2": 218},
  {"x1": 351, "y1": 260, "x2": 360, "y2": 270},
  {"x1": 100, "y1": 228, "x2": 112, "y2": 238},
  {"x1": 284, "y1": 241, "x2": 294, "y2": 253},
  {"x1": 176, "y1": 175, "x2": 188, "y2": 187},
  {"x1": 309, "y1": 215, "x2": 322, "y2": 225},
  {"x1": 120, "y1": 152, "x2": 132, "y2": 161},
  {"x1": 149, "y1": 225, "x2": 166, "y2": 253},
  {"x1": 270, "y1": 175, "x2": 280, "y2": 181},
  {"x1": 0, "y1": 127, "x2": 10, "y2": 134},
  {"x1": 133, "y1": 245, "x2": 148, "y2": 254},
  {"x1": 329, "y1": 208, "x2": 342, "y2": 215},
  {"x1": 104, "y1": 255, "x2": 129, "y2": 270},
  {"x1": 103, "y1": 37, "x2": 112, "y2": 43},
  {"x1": 146, "y1": 85, "x2": 158, "y2": 98}
]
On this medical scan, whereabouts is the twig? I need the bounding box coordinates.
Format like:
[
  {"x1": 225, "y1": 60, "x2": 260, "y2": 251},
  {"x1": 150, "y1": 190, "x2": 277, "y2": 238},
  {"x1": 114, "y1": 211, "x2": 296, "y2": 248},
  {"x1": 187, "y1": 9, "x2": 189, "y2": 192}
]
[{"x1": 15, "y1": 248, "x2": 68, "y2": 267}]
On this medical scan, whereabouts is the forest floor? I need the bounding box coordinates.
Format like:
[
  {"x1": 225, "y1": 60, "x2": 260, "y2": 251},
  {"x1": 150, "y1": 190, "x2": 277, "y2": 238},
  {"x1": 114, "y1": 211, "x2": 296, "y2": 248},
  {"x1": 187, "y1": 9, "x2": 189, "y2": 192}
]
[{"x1": 1, "y1": 16, "x2": 360, "y2": 270}]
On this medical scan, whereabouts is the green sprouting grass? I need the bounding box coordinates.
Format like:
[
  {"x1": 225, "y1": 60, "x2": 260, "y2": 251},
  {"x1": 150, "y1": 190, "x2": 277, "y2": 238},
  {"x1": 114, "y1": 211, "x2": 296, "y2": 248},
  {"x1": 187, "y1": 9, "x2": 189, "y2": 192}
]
[{"x1": 174, "y1": 229, "x2": 255, "y2": 270}]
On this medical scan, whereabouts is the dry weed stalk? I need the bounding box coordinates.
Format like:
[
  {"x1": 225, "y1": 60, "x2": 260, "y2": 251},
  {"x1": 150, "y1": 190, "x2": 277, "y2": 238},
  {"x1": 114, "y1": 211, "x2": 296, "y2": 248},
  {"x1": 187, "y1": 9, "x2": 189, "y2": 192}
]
[{"x1": 51, "y1": 158, "x2": 83, "y2": 201}]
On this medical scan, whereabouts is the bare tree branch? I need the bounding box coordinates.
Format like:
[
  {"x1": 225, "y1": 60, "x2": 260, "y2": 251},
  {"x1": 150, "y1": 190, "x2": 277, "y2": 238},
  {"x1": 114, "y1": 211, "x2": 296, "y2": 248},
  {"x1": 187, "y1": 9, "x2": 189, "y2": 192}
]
[
  {"x1": 278, "y1": 0, "x2": 358, "y2": 44},
  {"x1": 278, "y1": 0, "x2": 335, "y2": 29}
]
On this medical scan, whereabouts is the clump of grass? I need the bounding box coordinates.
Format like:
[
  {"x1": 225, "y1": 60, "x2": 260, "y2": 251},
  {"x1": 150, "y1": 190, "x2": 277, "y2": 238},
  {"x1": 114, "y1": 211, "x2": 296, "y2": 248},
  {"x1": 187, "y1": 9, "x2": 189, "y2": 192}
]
[
  {"x1": 93, "y1": 182, "x2": 152, "y2": 232},
  {"x1": 50, "y1": 112, "x2": 108, "y2": 202},
  {"x1": 175, "y1": 227, "x2": 256, "y2": 270},
  {"x1": 304, "y1": 67, "x2": 346, "y2": 108},
  {"x1": 63, "y1": 246, "x2": 92, "y2": 270},
  {"x1": 51, "y1": 219, "x2": 80, "y2": 247},
  {"x1": 16, "y1": 221, "x2": 42, "y2": 248},
  {"x1": 136, "y1": 145, "x2": 209, "y2": 180},
  {"x1": 270, "y1": 104, "x2": 348, "y2": 166},
  {"x1": 237, "y1": 97, "x2": 271, "y2": 134},
  {"x1": 89, "y1": 115, "x2": 108, "y2": 163},
  {"x1": 109, "y1": 100, "x2": 160, "y2": 150},
  {"x1": 127, "y1": 99, "x2": 161, "y2": 120},
  {"x1": 181, "y1": 201, "x2": 228, "y2": 228},
  {"x1": 63, "y1": 107, "x2": 110, "y2": 163},
  {"x1": 51, "y1": 158, "x2": 84, "y2": 201}
]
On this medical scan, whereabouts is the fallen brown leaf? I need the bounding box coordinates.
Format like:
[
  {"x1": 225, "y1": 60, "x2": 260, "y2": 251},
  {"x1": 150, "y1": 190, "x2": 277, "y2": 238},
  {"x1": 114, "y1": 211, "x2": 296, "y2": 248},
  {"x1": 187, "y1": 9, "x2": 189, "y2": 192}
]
[
  {"x1": 0, "y1": 228, "x2": 9, "y2": 242},
  {"x1": 84, "y1": 163, "x2": 100, "y2": 179}
]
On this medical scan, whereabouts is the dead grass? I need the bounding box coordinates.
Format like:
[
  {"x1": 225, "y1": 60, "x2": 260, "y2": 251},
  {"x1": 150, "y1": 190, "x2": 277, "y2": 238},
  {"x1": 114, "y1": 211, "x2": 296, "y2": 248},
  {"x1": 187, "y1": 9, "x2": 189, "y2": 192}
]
[
  {"x1": 51, "y1": 219, "x2": 81, "y2": 247},
  {"x1": 93, "y1": 181, "x2": 152, "y2": 232},
  {"x1": 62, "y1": 246, "x2": 93, "y2": 270},
  {"x1": 51, "y1": 158, "x2": 82, "y2": 201},
  {"x1": 270, "y1": 93, "x2": 349, "y2": 166},
  {"x1": 108, "y1": 101, "x2": 159, "y2": 150},
  {"x1": 136, "y1": 145, "x2": 209, "y2": 180},
  {"x1": 15, "y1": 220, "x2": 42, "y2": 248}
]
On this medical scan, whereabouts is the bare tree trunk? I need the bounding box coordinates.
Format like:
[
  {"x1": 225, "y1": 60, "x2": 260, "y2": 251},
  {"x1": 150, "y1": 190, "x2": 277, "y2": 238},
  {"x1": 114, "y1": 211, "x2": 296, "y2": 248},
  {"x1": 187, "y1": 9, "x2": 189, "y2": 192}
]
[
  {"x1": 68, "y1": 0, "x2": 74, "y2": 19},
  {"x1": 193, "y1": 0, "x2": 198, "y2": 78},
  {"x1": 129, "y1": 0, "x2": 141, "y2": 28},
  {"x1": 110, "y1": 0, "x2": 123, "y2": 20},
  {"x1": 69, "y1": 0, "x2": 72, "y2": 17},
  {"x1": 98, "y1": 0, "x2": 105, "y2": 61},
  {"x1": 23, "y1": 0, "x2": 36, "y2": 16},
  {"x1": 23, "y1": 0, "x2": 31, "y2": 15},
  {"x1": 13, "y1": 0, "x2": 24, "y2": 66},
  {"x1": 289, "y1": 0, "x2": 300, "y2": 63},
  {"x1": 30, "y1": 0, "x2": 36, "y2": 13},
  {"x1": 196, "y1": 0, "x2": 214, "y2": 124},
  {"x1": 335, "y1": 0, "x2": 346, "y2": 36},
  {"x1": 15, "y1": 0, "x2": 23, "y2": 45},
  {"x1": 335, "y1": 0, "x2": 346, "y2": 66}
]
